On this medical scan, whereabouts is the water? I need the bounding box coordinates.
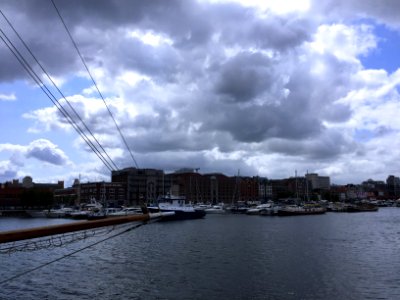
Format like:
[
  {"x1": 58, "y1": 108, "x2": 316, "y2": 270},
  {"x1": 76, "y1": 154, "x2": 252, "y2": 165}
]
[{"x1": 1, "y1": 208, "x2": 400, "y2": 299}]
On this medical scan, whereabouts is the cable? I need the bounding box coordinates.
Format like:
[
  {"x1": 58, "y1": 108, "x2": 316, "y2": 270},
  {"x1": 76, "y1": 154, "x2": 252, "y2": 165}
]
[
  {"x1": 0, "y1": 9, "x2": 119, "y2": 171},
  {"x1": 51, "y1": 0, "x2": 139, "y2": 169},
  {"x1": 0, "y1": 28, "x2": 114, "y2": 172},
  {"x1": 0, "y1": 10, "x2": 119, "y2": 171},
  {"x1": 0, "y1": 222, "x2": 144, "y2": 285}
]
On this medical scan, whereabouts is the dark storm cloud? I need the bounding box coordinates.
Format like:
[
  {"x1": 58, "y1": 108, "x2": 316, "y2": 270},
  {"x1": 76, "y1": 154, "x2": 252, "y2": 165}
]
[
  {"x1": 266, "y1": 129, "x2": 355, "y2": 160},
  {"x1": 213, "y1": 52, "x2": 275, "y2": 103},
  {"x1": 120, "y1": 150, "x2": 257, "y2": 177}
]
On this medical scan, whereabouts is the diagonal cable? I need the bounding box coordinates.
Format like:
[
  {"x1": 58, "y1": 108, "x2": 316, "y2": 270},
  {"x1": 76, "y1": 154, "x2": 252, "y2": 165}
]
[
  {"x1": 0, "y1": 30, "x2": 114, "y2": 172},
  {"x1": 0, "y1": 20, "x2": 116, "y2": 171},
  {"x1": 51, "y1": 0, "x2": 139, "y2": 168},
  {"x1": 0, "y1": 9, "x2": 119, "y2": 171}
]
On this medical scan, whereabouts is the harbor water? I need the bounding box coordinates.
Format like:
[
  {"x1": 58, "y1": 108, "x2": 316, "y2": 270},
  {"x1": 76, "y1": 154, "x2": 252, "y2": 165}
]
[{"x1": 1, "y1": 208, "x2": 400, "y2": 299}]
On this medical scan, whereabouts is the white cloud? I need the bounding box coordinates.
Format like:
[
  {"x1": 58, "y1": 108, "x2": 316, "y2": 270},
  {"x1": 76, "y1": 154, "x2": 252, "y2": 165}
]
[
  {"x1": 1, "y1": 0, "x2": 400, "y2": 185},
  {"x1": 309, "y1": 23, "x2": 377, "y2": 62},
  {"x1": 0, "y1": 93, "x2": 16, "y2": 101}
]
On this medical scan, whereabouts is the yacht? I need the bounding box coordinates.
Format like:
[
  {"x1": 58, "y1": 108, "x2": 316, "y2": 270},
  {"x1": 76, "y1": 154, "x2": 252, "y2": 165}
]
[
  {"x1": 277, "y1": 204, "x2": 326, "y2": 216},
  {"x1": 107, "y1": 207, "x2": 143, "y2": 216},
  {"x1": 148, "y1": 195, "x2": 206, "y2": 221},
  {"x1": 204, "y1": 205, "x2": 226, "y2": 214}
]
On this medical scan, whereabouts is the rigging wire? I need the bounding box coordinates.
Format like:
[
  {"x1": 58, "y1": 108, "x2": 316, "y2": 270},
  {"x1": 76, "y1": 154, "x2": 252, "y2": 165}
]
[
  {"x1": 0, "y1": 222, "x2": 144, "y2": 285},
  {"x1": 0, "y1": 28, "x2": 114, "y2": 172},
  {"x1": 0, "y1": 10, "x2": 119, "y2": 171},
  {"x1": 51, "y1": 0, "x2": 140, "y2": 169}
]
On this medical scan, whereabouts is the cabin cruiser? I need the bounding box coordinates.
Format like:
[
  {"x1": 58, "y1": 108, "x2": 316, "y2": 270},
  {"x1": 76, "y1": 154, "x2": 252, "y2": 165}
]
[
  {"x1": 107, "y1": 207, "x2": 143, "y2": 216},
  {"x1": 277, "y1": 204, "x2": 326, "y2": 216},
  {"x1": 46, "y1": 207, "x2": 76, "y2": 218},
  {"x1": 204, "y1": 205, "x2": 226, "y2": 214},
  {"x1": 147, "y1": 195, "x2": 206, "y2": 221},
  {"x1": 246, "y1": 203, "x2": 274, "y2": 215},
  {"x1": 70, "y1": 198, "x2": 103, "y2": 219}
]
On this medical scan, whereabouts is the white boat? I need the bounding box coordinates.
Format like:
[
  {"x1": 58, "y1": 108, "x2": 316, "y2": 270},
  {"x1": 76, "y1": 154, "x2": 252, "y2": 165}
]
[
  {"x1": 148, "y1": 195, "x2": 206, "y2": 221},
  {"x1": 259, "y1": 202, "x2": 280, "y2": 216},
  {"x1": 246, "y1": 203, "x2": 273, "y2": 215},
  {"x1": 277, "y1": 204, "x2": 326, "y2": 216},
  {"x1": 70, "y1": 198, "x2": 103, "y2": 219},
  {"x1": 204, "y1": 205, "x2": 226, "y2": 214},
  {"x1": 46, "y1": 207, "x2": 76, "y2": 218},
  {"x1": 108, "y1": 207, "x2": 143, "y2": 216}
]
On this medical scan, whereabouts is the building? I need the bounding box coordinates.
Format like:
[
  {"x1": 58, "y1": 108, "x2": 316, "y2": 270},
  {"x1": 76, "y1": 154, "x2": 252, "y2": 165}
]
[
  {"x1": 0, "y1": 177, "x2": 64, "y2": 209},
  {"x1": 386, "y1": 175, "x2": 400, "y2": 199},
  {"x1": 111, "y1": 167, "x2": 165, "y2": 205},
  {"x1": 305, "y1": 173, "x2": 331, "y2": 190},
  {"x1": 79, "y1": 181, "x2": 126, "y2": 207},
  {"x1": 361, "y1": 179, "x2": 387, "y2": 199}
]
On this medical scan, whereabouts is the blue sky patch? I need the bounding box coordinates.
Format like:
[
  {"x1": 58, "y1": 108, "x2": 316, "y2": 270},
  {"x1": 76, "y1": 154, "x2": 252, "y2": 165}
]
[{"x1": 360, "y1": 23, "x2": 400, "y2": 73}]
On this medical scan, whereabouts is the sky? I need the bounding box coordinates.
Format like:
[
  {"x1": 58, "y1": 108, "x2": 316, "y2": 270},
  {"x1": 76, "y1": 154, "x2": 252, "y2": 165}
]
[{"x1": 1, "y1": 0, "x2": 400, "y2": 186}]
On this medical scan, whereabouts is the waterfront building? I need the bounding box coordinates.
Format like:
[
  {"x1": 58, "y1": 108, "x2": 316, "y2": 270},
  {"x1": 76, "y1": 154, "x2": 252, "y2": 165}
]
[
  {"x1": 386, "y1": 175, "x2": 400, "y2": 199},
  {"x1": 361, "y1": 179, "x2": 387, "y2": 199},
  {"x1": 111, "y1": 167, "x2": 165, "y2": 205},
  {"x1": 0, "y1": 177, "x2": 64, "y2": 209},
  {"x1": 79, "y1": 181, "x2": 126, "y2": 207},
  {"x1": 305, "y1": 173, "x2": 330, "y2": 190}
]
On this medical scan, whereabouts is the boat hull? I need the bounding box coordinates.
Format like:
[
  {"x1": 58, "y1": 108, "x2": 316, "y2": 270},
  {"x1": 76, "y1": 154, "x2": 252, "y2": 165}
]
[
  {"x1": 277, "y1": 207, "x2": 326, "y2": 216},
  {"x1": 148, "y1": 208, "x2": 206, "y2": 221}
]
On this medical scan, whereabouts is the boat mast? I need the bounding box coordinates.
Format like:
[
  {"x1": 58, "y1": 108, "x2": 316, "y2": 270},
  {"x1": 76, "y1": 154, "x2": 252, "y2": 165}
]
[
  {"x1": 306, "y1": 170, "x2": 310, "y2": 203},
  {"x1": 295, "y1": 170, "x2": 299, "y2": 203}
]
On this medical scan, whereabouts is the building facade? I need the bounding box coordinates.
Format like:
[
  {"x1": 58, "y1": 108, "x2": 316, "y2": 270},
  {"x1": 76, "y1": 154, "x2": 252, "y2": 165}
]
[
  {"x1": 0, "y1": 177, "x2": 64, "y2": 209},
  {"x1": 305, "y1": 173, "x2": 331, "y2": 190},
  {"x1": 111, "y1": 168, "x2": 165, "y2": 205}
]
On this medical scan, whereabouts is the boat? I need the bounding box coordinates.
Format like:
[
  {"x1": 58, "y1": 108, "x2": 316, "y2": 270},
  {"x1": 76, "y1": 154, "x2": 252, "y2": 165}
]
[
  {"x1": 70, "y1": 197, "x2": 103, "y2": 220},
  {"x1": 204, "y1": 205, "x2": 226, "y2": 214},
  {"x1": 107, "y1": 207, "x2": 143, "y2": 216},
  {"x1": 147, "y1": 195, "x2": 206, "y2": 221},
  {"x1": 277, "y1": 204, "x2": 326, "y2": 216},
  {"x1": 259, "y1": 202, "x2": 280, "y2": 216},
  {"x1": 345, "y1": 203, "x2": 379, "y2": 212},
  {"x1": 46, "y1": 207, "x2": 76, "y2": 218},
  {"x1": 225, "y1": 202, "x2": 249, "y2": 214},
  {"x1": 246, "y1": 203, "x2": 274, "y2": 215}
]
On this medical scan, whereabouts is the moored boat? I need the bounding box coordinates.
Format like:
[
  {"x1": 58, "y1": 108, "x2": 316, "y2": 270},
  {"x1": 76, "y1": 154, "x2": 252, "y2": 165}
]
[
  {"x1": 46, "y1": 207, "x2": 76, "y2": 218},
  {"x1": 70, "y1": 198, "x2": 103, "y2": 220},
  {"x1": 204, "y1": 205, "x2": 226, "y2": 214},
  {"x1": 277, "y1": 204, "x2": 326, "y2": 216},
  {"x1": 107, "y1": 207, "x2": 143, "y2": 216},
  {"x1": 247, "y1": 203, "x2": 274, "y2": 215},
  {"x1": 147, "y1": 195, "x2": 206, "y2": 221}
]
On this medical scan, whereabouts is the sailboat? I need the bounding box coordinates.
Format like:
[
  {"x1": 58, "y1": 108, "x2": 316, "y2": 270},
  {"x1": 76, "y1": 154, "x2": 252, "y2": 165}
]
[{"x1": 277, "y1": 171, "x2": 326, "y2": 216}]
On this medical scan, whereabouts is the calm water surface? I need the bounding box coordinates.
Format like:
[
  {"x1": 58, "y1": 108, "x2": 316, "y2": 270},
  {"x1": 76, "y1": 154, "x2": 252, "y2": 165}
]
[{"x1": 1, "y1": 208, "x2": 400, "y2": 299}]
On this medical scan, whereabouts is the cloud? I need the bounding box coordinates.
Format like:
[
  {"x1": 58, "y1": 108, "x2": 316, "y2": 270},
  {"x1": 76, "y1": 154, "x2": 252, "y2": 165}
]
[
  {"x1": 0, "y1": 93, "x2": 16, "y2": 101},
  {"x1": 1, "y1": 0, "x2": 400, "y2": 185},
  {"x1": 312, "y1": 0, "x2": 400, "y2": 28},
  {"x1": 0, "y1": 161, "x2": 18, "y2": 182},
  {"x1": 25, "y1": 139, "x2": 69, "y2": 165},
  {"x1": 0, "y1": 139, "x2": 69, "y2": 167}
]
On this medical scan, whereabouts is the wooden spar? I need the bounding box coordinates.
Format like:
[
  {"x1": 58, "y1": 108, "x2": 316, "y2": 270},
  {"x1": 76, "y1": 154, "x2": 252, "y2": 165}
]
[{"x1": 0, "y1": 214, "x2": 150, "y2": 244}]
